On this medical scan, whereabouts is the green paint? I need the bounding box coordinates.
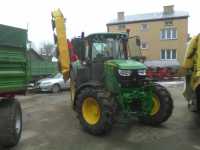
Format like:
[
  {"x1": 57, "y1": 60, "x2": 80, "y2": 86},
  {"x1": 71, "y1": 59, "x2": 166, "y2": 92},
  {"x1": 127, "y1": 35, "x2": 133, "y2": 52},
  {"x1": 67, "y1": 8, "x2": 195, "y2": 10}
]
[
  {"x1": 30, "y1": 61, "x2": 58, "y2": 77},
  {"x1": 104, "y1": 59, "x2": 153, "y2": 117},
  {"x1": 117, "y1": 86, "x2": 153, "y2": 117},
  {"x1": 0, "y1": 46, "x2": 28, "y2": 93},
  {"x1": 106, "y1": 59, "x2": 146, "y2": 70},
  {"x1": 0, "y1": 25, "x2": 28, "y2": 94}
]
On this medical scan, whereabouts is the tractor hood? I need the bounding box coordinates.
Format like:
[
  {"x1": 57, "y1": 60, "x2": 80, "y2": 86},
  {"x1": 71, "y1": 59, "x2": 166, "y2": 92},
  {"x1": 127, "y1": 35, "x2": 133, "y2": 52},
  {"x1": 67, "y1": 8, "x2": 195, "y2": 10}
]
[{"x1": 105, "y1": 59, "x2": 147, "y2": 70}]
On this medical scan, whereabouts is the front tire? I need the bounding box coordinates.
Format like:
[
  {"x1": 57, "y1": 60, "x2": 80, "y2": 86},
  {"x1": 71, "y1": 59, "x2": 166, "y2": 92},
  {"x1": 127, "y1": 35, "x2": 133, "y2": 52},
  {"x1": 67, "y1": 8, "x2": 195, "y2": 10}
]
[
  {"x1": 139, "y1": 83, "x2": 173, "y2": 126},
  {"x1": 52, "y1": 84, "x2": 60, "y2": 93},
  {"x1": 76, "y1": 87, "x2": 115, "y2": 135},
  {"x1": 0, "y1": 99, "x2": 22, "y2": 147}
]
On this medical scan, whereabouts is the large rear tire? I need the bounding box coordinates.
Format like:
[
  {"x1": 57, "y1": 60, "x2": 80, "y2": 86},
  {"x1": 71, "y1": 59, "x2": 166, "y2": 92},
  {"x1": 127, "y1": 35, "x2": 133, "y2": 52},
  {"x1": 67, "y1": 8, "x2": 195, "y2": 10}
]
[
  {"x1": 139, "y1": 83, "x2": 173, "y2": 125},
  {"x1": 76, "y1": 87, "x2": 115, "y2": 135},
  {"x1": 0, "y1": 99, "x2": 22, "y2": 147}
]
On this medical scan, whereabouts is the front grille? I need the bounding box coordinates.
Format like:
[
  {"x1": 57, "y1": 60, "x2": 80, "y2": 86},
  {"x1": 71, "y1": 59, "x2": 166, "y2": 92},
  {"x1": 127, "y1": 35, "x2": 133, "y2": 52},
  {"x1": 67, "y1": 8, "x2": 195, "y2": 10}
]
[{"x1": 116, "y1": 70, "x2": 146, "y2": 88}]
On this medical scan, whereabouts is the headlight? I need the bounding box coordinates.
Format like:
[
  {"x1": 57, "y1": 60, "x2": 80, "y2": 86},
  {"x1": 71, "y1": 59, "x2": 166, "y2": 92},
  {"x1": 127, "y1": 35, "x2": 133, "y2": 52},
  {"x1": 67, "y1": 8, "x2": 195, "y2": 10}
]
[
  {"x1": 137, "y1": 69, "x2": 146, "y2": 76},
  {"x1": 118, "y1": 69, "x2": 132, "y2": 76}
]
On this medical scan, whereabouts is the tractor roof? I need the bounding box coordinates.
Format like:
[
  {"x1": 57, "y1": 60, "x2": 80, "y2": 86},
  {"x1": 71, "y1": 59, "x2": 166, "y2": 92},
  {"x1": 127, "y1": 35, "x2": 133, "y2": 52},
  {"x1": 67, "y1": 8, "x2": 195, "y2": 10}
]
[{"x1": 86, "y1": 32, "x2": 127, "y2": 40}]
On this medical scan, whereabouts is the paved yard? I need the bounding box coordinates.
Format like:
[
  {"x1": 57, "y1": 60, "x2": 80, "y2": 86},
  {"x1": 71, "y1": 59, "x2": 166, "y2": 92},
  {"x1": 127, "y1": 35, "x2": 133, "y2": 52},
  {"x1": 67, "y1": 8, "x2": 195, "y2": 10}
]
[{"x1": 2, "y1": 82, "x2": 200, "y2": 150}]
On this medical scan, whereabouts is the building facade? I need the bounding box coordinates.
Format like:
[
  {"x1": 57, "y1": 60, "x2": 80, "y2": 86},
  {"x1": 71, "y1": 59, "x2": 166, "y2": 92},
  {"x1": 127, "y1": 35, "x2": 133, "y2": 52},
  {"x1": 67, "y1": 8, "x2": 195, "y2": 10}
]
[{"x1": 107, "y1": 5, "x2": 189, "y2": 63}]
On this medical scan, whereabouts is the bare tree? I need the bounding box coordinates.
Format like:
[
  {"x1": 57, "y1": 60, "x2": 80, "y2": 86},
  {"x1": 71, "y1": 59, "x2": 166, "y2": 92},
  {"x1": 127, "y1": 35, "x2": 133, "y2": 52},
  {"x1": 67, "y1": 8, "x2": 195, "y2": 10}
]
[
  {"x1": 27, "y1": 40, "x2": 37, "y2": 50},
  {"x1": 39, "y1": 42, "x2": 55, "y2": 58}
]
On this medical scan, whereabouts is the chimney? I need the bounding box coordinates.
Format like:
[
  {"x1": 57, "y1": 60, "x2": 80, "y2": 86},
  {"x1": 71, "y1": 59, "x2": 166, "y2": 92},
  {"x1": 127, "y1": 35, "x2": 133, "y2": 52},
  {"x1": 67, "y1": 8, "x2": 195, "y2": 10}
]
[
  {"x1": 163, "y1": 5, "x2": 174, "y2": 14},
  {"x1": 117, "y1": 12, "x2": 125, "y2": 21}
]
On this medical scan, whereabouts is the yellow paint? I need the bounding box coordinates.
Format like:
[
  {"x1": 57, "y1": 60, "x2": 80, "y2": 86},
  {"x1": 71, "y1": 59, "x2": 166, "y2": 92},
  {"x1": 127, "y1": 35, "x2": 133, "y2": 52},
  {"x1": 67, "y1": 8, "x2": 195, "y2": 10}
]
[
  {"x1": 182, "y1": 36, "x2": 198, "y2": 69},
  {"x1": 82, "y1": 97, "x2": 101, "y2": 125},
  {"x1": 196, "y1": 34, "x2": 200, "y2": 77},
  {"x1": 150, "y1": 96, "x2": 160, "y2": 116},
  {"x1": 52, "y1": 9, "x2": 70, "y2": 80},
  {"x1": 182, "y1": 35, "x2": 200, "y2": 90}
]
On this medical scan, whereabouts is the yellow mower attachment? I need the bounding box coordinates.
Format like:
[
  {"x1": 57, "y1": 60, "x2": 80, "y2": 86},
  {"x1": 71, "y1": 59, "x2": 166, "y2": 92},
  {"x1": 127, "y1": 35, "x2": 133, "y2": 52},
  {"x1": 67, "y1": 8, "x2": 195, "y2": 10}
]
[
  {"x1": 51, "y1": 9, "x2": 70, "y2": 80},
  {"x1": 181, "y1": 34, "x2": 200, "y2": 90}
]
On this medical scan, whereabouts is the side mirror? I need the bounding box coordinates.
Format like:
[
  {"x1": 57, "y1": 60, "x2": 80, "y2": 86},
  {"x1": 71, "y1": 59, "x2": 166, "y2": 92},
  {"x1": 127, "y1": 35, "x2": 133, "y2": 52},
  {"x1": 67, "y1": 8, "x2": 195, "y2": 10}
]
[{"x1": 127, "y1": 36, "x2": 141, "y2": 47}]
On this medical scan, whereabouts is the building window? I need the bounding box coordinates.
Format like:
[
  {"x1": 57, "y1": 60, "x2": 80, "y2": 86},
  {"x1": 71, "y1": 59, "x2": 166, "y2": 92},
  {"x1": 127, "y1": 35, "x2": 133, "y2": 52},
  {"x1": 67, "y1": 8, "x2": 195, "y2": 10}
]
[
  {"x1": 141, "y1": 41, "x2": 148, "y2": 49},
  {"x1": 160, "y1": 49, "x2": 176, "y2": 60},
  {"x1": 161, "y1": 49, "x2": 165, "y2": 59},
  {"x1": 172, "y1": 49, "x2": 176, "y2": 59},
  {"x1": 141, "y1": 23, "x2": 148, "y2": 31},
  {"x1": 166, "y1": 49, "x2": 171, "y2": 59},
  {"x1": 166, "y1": 28, "x2": 171, "y2": 39},
  {"x1": 172, "y1": 28, "x2": 177, "y2": 39},
  {"x1": 118, "y1": 24, "x2": 125, "y2": 30},
  {"x1": 161, "y1": 30, "x2": 165, "y2": 39},
  {"x1": 165, "y1": 20, "x2": 173, "y2": 26},
  {"x1": 160, "y1": 27, "x2": 177, "y2": 40}
]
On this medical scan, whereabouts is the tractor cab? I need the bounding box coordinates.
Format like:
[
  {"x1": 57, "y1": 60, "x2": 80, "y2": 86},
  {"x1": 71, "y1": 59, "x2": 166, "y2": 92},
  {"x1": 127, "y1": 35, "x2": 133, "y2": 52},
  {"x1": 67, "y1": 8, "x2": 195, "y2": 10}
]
[
  {"x1": 86, "y1": 33, "x2": 127, "y2": 61},
  {"x1": 74, "y1": 33, "x2": 142, "y2": 62},
  {"x1": 73, "y1": 33, "x2": 127, "y2": 63}
]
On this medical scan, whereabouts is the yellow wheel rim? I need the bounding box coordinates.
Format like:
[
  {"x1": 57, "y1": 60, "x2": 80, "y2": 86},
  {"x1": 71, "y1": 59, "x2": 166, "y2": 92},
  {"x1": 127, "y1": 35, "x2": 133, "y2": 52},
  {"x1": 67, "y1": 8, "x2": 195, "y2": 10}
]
[
  {"x1": 150, "y1": 96, "x2": 160, "y2": 116},
  {"x1": 82, "y1": 97, "x2": 101, "y2": 125}
]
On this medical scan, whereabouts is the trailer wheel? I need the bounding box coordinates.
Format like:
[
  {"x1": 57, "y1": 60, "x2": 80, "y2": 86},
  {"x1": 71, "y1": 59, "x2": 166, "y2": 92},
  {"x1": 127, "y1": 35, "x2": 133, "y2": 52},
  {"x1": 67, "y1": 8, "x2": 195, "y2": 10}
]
[{"x1": 0, "y1": 99, "x2": 22, "y2": 147}]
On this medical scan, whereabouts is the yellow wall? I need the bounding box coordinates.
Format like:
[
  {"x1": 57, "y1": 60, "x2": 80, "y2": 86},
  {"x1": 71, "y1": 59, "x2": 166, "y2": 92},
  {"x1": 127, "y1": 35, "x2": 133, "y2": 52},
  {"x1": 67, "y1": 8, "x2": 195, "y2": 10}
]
[{"x1": 107, "y1": 18, "x2": 188, "y2": 63}]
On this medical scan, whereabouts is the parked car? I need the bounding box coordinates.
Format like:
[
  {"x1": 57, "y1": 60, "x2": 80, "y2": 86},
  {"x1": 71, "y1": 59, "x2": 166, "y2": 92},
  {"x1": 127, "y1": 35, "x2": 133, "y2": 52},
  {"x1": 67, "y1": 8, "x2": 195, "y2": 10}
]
[{"x1": 35, "y1": 73, "x2": 70, "y2": 93}]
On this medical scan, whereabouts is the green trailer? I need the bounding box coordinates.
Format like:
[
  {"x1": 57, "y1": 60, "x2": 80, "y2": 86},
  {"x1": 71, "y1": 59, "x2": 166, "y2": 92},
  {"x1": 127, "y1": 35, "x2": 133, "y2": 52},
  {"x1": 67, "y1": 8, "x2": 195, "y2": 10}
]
[
  {"x1": 31, "y1": 61, "x2": 57, "y2": 77},
  {"x1": 27, "y1": 49, "x2": 58, "y2": 83},
  {"x1": 0, "y1": 24, "x2": 28, "y2": 148}
]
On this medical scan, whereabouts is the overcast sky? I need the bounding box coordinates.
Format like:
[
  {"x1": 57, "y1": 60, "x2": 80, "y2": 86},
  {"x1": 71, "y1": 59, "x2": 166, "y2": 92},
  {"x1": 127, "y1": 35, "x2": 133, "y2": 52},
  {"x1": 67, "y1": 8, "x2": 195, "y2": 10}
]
[{"x1": 0, "y1": 0, "x2": 199, "y2": 48}]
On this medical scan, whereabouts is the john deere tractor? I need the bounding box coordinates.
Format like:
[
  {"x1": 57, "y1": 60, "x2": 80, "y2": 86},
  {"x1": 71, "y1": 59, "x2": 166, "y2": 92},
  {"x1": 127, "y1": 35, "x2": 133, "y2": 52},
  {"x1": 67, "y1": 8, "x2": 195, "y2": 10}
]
[{"x1": 52, "y1": 9, "x2": 173, "y2": 135}]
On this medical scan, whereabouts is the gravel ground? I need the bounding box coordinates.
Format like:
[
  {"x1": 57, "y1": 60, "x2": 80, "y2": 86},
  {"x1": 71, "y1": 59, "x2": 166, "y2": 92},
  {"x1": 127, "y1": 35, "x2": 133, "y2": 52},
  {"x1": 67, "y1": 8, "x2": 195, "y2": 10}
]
[{"x1": 1, "y1": 82, "x2": 200, "y2": 150}]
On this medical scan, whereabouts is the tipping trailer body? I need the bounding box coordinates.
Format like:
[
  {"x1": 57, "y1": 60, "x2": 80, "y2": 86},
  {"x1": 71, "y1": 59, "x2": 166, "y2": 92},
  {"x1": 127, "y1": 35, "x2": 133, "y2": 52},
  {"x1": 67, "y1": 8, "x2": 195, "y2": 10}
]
[{"x1": 0, "y1": 24, "x2": 28, "y2": 97}]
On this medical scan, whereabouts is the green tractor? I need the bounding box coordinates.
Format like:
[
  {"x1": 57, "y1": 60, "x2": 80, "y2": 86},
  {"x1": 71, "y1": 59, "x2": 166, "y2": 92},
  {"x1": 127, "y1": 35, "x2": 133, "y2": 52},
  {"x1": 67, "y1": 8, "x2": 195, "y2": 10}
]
[
  {"x1": 52, "y1": 10, "x2": 173, "y2": 135},
  {"x1": 71, "y1": 33, "x2": 173, "y2": 135}
]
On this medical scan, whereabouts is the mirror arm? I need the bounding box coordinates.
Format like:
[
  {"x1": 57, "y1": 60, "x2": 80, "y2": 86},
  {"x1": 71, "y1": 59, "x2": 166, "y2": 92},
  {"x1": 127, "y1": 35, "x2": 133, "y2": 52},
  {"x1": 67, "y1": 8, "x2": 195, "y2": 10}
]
[{"x1": 123, "y1": 41, "x2": 128, "y2": 59}]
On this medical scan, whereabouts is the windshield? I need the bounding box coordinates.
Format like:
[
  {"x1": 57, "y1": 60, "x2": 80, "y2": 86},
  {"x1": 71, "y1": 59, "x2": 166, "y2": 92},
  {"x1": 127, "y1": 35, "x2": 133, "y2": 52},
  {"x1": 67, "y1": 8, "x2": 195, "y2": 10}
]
[
  {"x1": 91, "y1": 38, "x2": 124, "y2": 60},
  {"x1": 54, "y1": 73, "x2": 63, "y2": 79}
]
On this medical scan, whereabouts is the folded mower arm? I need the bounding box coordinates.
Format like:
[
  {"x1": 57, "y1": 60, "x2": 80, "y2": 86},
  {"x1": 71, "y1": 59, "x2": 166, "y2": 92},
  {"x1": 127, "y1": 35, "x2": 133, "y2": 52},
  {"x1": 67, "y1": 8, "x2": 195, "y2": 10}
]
[{"x1": 51, "y1": 9, "x2": 70, "y2": 80}]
